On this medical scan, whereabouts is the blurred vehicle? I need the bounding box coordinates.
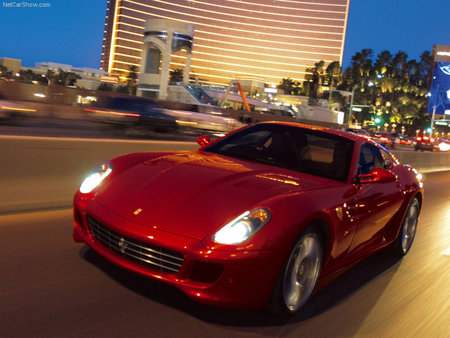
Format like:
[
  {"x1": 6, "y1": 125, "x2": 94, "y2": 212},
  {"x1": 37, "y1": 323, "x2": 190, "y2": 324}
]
[
  {"x1": 163, "y1": 104, "x2": 243, "y2": 136},
  {"x1": 345, "y1": 128, "x2": 375, "y2": 144},
  {"x1": 414, "y1": 134, "x2": 434, "y2": 152},
  {"x1": 377, "y1": 132, "x2": 396, "y2": 148},
  {"x1": 0, "y1": 99, "x2": 14, "y2": 120},
  {"x1": 346, "y1": 129, "x2": 400, "y2": 149},
  {"x1": 366, "y1": 131, "x2": 381, "y2": 143},
  {"x1": 400, "y1": 136, "x2": 413, "y2": 146},
  {"x1": 392, "y1": 133, "x2": 413, "y2": 146},
  {"x1": 346, "y1": 128, "x2": 371, "y2": 139},
  {"x1": 73, "y1": 121, "x2": 423, "y2": 315},
  {"x1": 436, "y1": 139, "x2": 450, "y2": 152},
  {"x1": 0, "y1": 97, "x2": 36, "y2": 120},
  {"x1": 84, "y1": 97, "x2": 178, "y2": 133}
]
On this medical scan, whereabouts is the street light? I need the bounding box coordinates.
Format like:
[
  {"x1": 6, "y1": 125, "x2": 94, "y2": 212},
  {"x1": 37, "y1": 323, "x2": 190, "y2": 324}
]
[
  {"x1": 348, "y1": 86, "x2": 356, "y2": 126},
  {"x1": 430, "y1": 104, "x2": 436, "y2": 136}
]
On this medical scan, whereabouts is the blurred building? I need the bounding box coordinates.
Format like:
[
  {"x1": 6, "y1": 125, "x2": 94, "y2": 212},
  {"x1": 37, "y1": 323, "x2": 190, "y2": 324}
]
[
  {"x1": 34, "y1": 62, "x2": 108, "y2": 89},
  {"x1": 429, "y1": 44, "x2": 450, "y2": 127},
  {"x1": 0, "y1": 58, "x2": 111, "y2": 90},
  {"x1": 432, "y1": 44, "x2": 450, "y2": 63},
  {"x1": 0, "y1": 57, "x2": 22, "y2": 74},
  {"x1": 35, "y1": 62, "x2": 107, "y2": 78},
  {"x1": 101, "y1": 0, "x2": 350, "y2": 86},
  {"x1": 137, "y1": 19, "x2": 194, "y2": 99}
]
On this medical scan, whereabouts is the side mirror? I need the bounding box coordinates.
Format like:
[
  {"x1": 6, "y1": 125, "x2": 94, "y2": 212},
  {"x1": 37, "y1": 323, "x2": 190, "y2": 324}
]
[
  {"x1": 197, "y1": 135, "x2": 211, "y2": 148},
  {"x1": 357, "y1": 168, "x2": 396, "y2": 184},
  {"x1": 384, "y1": 160, "x2": 393, "y2": 170}
]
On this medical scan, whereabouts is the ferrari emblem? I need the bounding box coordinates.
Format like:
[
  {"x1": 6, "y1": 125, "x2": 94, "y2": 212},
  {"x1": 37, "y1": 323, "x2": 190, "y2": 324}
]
[{"x1": 133, "y1": 208, "x2": 143, "y2": 215}]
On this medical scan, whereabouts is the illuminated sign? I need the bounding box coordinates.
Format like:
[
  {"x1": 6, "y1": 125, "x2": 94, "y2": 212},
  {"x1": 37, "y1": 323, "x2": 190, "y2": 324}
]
[
  {"x1": 264, "y1": 87, "x2": 278, "y2": 94},
  {"x1": 435, "y1": 120, "x2": 448, "y2": 126},
  {"x1": 428, "y1": 62, "x2": 450, "y2": 115},
  {"x1": 100, "y1": 76, "x2": 119, "y2": 83}
]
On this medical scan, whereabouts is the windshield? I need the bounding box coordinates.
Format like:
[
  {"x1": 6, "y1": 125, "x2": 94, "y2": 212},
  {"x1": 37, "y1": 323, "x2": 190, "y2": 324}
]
[{"x1": 204, "y1": 124, "x2": 354, "y2": 182}]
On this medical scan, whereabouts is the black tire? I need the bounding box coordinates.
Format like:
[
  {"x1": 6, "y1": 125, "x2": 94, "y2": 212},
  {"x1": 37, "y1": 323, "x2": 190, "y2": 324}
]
[
  {"x1": 392, "y1": 197, "x2": 419, "y2": 256},
  {"x1": 268, "y1": 227, "x2": 323, "y2": 316}
]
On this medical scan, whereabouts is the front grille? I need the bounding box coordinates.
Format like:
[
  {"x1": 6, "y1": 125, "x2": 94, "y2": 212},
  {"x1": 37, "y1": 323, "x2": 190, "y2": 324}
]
[{"x1": 87, "y1": 216, "x2": 184, "y2": 273}]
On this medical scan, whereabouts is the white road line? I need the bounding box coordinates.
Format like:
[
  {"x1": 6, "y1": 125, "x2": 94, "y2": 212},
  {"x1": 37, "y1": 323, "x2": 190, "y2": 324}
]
[{"x1": 0, "y1": 134, "x2": 196, "y2": 145}]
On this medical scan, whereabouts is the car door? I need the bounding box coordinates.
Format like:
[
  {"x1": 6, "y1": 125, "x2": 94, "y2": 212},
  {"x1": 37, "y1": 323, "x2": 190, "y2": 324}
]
[{"x1": 347, "y1": 143, "x2": 403, "y2": 255}]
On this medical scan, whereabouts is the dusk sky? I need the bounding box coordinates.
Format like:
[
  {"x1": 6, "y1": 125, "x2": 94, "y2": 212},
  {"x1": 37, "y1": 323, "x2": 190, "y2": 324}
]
[{"x1": 0, "y1": 0, "x2": 449, "y2": 70}]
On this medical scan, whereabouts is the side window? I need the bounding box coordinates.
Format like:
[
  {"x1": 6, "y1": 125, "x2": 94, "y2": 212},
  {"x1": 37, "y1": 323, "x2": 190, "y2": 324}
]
[
  {"x1": 358, "y1": 143, "x2": 385, "y2": 175},
  {"x1": 218, "y1": 130, "x2": 271, "y2": 152},
  {"x1": 292, "y1": 133, "x2": 353, "y2": 182}
]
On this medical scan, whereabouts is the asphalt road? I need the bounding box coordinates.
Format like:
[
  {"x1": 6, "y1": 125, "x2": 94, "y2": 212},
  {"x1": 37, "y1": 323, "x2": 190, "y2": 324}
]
[{"x1": 0, "y1": 173, "x2": 449, "y2": 337}]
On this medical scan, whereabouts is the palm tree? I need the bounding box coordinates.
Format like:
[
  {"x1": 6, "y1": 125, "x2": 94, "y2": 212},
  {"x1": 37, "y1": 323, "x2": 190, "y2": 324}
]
[
  {"x1": 351, "y1": 49, "x2": 373, "y2": 78},
  {"x1": 0, "y1": 65, "x2": 12, "y2": 78},
  {"x1": 169, "y1": 69, "x2": 184, "y2": 84},
  {"x1": 374, "y1": 50, "x2": 393, "y2": 76},
  {"x1": 126, "y1": 65, "x2": 138, "y2": 95},
  {"x1": 325, "y1": 61, "x2": 341, "y2": 87},
  {"x1": 278, "y1": 78, "x2": 296, "y2": 95},
  {"x1": 305, "y1": 60, "x2": 325, "y2": 98},
  {"x1": 404, "y1": 59, "x2": 418, "y2": 84},
  {"x1": 417, "y1": 51, "x2": 433, "y2": 87},
  {"x1": 393, "y1": 51, "x2": 408, "y2": 78},
  {"x1": 45, "y1": 69, "x2": 56, "y2": 85}
]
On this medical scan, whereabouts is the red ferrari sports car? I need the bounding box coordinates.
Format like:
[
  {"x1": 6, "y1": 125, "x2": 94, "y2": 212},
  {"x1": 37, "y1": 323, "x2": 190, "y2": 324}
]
[{"x1": 73, "y1": 122, "x2": 423, "y2": 315}]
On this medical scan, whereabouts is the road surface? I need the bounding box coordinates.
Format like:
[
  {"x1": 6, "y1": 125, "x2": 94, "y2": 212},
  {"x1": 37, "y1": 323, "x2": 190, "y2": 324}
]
[{"x1": 0, "y1": 171, "x2": 448, "y2": 337}]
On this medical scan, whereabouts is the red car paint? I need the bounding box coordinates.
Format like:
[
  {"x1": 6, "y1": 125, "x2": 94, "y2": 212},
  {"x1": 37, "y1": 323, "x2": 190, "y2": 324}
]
[{"x1": 73, "y1": 122, "x2": 423, "y2": 310}]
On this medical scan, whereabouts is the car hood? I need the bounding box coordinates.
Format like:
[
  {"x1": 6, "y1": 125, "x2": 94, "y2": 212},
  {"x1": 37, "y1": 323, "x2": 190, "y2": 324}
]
[{"x1": 95, "y1": 151, "x2": 329, "y2": 240}]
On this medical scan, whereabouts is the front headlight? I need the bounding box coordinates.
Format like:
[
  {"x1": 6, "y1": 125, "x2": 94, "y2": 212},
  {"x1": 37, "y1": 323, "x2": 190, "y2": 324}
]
[
  {"x1": 213, "y1": 207, "x2": 271, "y2": 245},
  {"x1": 79, "y1": 163, "x2": 113, "y2": 194},
  {"x1": 438, "y1": 142, "x2": 450, "y2": 151}
]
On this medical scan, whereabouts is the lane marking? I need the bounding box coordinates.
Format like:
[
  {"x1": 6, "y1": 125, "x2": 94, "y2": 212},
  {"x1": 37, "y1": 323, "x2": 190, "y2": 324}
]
[{"x1": 0, "y1": 134, "x2": 196, "y2": 145}]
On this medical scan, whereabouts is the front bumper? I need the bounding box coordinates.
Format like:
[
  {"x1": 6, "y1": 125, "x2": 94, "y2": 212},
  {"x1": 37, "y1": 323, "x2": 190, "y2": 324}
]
[{"x1": 73, "y1": 199, "x2": 283, "y2": 310}]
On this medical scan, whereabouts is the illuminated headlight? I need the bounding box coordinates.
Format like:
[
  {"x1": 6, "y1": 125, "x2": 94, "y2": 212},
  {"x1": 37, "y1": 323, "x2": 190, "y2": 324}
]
[
  {"x1": 213, "y1": 208, "x2": 271, "y2": 245},
  {"x1": 438, "y1": 142, "x2": 450, "y2": 151},
  {"x1": 79, "y1": 163, "x2": 113, "y2": 194}
]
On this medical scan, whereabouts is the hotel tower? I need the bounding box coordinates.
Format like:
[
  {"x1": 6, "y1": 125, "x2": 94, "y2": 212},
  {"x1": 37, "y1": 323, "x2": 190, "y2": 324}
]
[{"x1": 101, "y1": 0, "x2": 350, "y2": 85}]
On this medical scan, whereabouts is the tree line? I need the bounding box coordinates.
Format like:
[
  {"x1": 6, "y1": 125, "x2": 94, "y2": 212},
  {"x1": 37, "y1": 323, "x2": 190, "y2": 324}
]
[
  {"x1": 0, "y1": 64, "x2": 139, "y2": 95},
  {"x1": 278, "y1": 49, "x2": 434, "y2": 134},
  {"x1": 0, "y1": 66, "x2": 82, "y2": 86}
]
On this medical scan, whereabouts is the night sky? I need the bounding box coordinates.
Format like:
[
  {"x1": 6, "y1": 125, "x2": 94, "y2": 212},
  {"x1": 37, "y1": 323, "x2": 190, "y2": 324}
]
[{"x1": 0, "y1": 0, "x2": 449, "y2": 70}]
